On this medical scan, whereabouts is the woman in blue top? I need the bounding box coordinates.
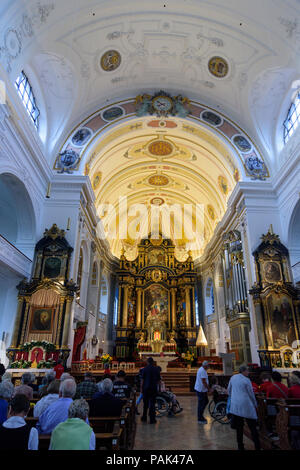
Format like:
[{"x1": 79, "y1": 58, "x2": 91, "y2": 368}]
[{"x1": 0, "y1": 381, "x2": 14, "y2": 424}]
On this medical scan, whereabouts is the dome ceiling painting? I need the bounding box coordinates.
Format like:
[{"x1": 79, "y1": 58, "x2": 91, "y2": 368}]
[{"x1": 1, "y1": 0, "x2": 299, "y2": 260}]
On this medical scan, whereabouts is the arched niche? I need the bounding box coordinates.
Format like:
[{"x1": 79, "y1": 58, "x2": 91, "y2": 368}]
[
  {"x1": 0, "y1": 172, "x2": 36, "y2": 258},
  {"x1": 204, "y1": 277, "x2": 215, "y2": 317}
]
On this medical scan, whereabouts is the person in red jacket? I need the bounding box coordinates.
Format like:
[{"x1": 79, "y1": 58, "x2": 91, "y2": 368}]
[
  {"x1": 288, "y1": 371, "x2": 300, "y2": 398},
  {"x1": 251, "y1": 381, "x2": 260, "y2": 394},
  {"x1": 259, "y1": 372, "x2": 272, "y2": 394},
  {"x1": 267, "y1": 371, "x2": 289, "y2": 398},
  {"x1": 53, "y1": 359, "x2": 65, "y2": 380}
]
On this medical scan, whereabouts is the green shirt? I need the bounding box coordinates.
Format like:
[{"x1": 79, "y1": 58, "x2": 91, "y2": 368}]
[{"x1": 50, "y1": 418, "x2": 94, "y2": 450}]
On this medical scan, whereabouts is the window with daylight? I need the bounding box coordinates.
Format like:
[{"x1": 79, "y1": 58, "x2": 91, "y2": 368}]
[
  {"x1": 283, "y1": 90, "x2": 300, "y2": 144},
  {"x1": 15, "y1": 71, "x2": 40, "y2": 129}
]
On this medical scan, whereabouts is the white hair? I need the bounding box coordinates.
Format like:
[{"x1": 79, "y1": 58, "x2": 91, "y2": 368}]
[
  {"x1": 0, "y1": 381, "x2": 14, "y2": 399},
  {"x1": 68, "y1": 399, "x2": 89, "y2": 420},
  {"x1": 59, "y1": 378, "x2": 76, "y2": 398},
  {"x1": 60, "y1": 373, "x2": 72, "y2": 382},
  {"x1": 2, "y1": 372, "x2": 12, "y2": 382},
  {"x1": 101, "y1": 378, "x2": 113, "y2": 393}
]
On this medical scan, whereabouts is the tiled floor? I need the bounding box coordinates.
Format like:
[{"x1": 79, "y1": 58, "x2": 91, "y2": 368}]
[{"x1": 134, "y1": 396, "x2": 254, "y2": 450}]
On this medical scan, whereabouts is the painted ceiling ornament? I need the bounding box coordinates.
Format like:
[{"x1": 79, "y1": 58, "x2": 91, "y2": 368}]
[
  {"x1": 150, "y1": 197, "x2": 165, "y2": 206},
  {"x1": 102, "y1": 106, "x2": 124, "y2": 121},
  {"x1": 207, "y1": 205, "x2": 215, "y2": 220},
  {"x1": 100, "y1": 50, "x2": 121, "y2": 71},
  {"x1": 135, "y1": 91, "x2": 190, "y2": 118},
  {"x1": 148, "y1": 140, "x2": 173, "y2": 156},
  {"x1": 201, "y1": 110, "x2": 222, "y2": 126},
  {"x1": 92, "y1": 172, "x2": 102, "y2": 190},
  {"x1": 72, "y1": 128, "x2": 92, "y2": 147},
  {"x1": 56, "y1": 149, "x2": 80, "y2": 174},
  {"x1": 233, "y1": 168, "x2": 240, "y2": 182},
  {"x1": 148, "y1": 174, "x2": 169, "y2": 186},
  {"x1": 218, "y1": 175, "x2": 228, "y2": 195},
  {"x1": 208, "y1": 56, "x2": 229, "y2": 78},
  {"x1": 233, "y1": 135, "x2": 252, "y2": 153},
  {"x1": 245, "y1": 155, "x2": 268, "y2": 181}
]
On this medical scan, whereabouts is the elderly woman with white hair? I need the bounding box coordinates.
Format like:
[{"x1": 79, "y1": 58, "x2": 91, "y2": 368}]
[
  {"x1": 0, "y1": 380, "x2": 14, "y2": 425},
  {"x1": 14, "y1": 372, "x2": 35, "y2": 401},
  {"x1": 228, "y1": 365, "x2": 261, "y2": 451},
  {"x1": 49, "y1": 399, "x2": 95, "y2": 450},
  {"x1": 37, "y1": 378, "x2": 77, "y2": 434}
]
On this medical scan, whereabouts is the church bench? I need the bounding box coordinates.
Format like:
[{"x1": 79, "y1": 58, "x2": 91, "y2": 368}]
[{"x1": 276, "y1": 402, "x2": 300, "y2": 450}]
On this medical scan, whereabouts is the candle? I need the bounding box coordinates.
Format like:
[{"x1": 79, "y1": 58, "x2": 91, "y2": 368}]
[{"x1": 67, "y1": 217, "x2": 71, "y2": 230}]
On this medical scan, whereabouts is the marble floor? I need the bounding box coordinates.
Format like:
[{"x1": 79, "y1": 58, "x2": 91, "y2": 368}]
[{"x1": 134, "y1": 396, "x2": 254, "y2": 450}]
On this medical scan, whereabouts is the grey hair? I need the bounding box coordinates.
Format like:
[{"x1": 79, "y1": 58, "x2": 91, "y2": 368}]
[
  {"x1": 2, "y1": 372, "x2": 12, "y2": 382},
  {"x1": 0, "y1": 381, "x2": 14, "y2": 399},
  {"x1": 239, "y1": 365, "x2": 249, "y2": 374},
  {"x1": 59, "y1": 378, "x2": 76, "y2": 398},
  {"x1": 60, "y1": 373, "x2": 72, "y2": 382},
  {"x1": 22, "y1": 372, "x2": 34, "y2": 384},
  {"x1": 202, "y1": 361, "x2": 209, "y2": 367},
  {"x1": 45, "y1": 371, "x2": 56, "y2": 382},
  {"x1": 289, "y1": 372, "x2": 300, "y2": 386},
  {"x1": 68, "y1": 398, "x2": 89, "y2": 420},
  {"x1": 101, "y1": 378, "x2": 113, "y2": 393}
]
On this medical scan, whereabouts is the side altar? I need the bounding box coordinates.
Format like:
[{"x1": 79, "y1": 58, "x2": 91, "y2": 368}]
[
  {"x1": 6, "y1": 225, "x2": 77, "y2": 368},
  {"x1": 115, "y1": 237, "x2": 198, "y2": 359}
]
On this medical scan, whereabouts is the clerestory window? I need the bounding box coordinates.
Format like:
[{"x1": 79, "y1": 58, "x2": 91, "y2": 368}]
[{"x1": 15, "y1": 71, "x2": 40, "y2": 129}]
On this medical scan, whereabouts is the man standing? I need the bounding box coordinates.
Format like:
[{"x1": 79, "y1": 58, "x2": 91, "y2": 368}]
[
  {"x1": 228, "y1": 365, "x2": 261, "y2": 451},
  {"x1": 141, "y1": 357, "x2": 161, "y2": 424},
  {"x1": 194, "y1": 360, "x2": 210, "y2": 424}
]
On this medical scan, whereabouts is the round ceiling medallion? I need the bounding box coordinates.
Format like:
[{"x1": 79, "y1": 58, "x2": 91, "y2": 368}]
[
  {"x1": 208, "y1": 56, "x2": 228, "y2": 78},
  {"x1": 148, "y1": 175, "x2": 169, "y2": 186},
  {"x1": 100, "y1": 50, "x2": 121, "y2": 71},
  {"x1": 150, "y1": 197, "x2": 165, "y2": 206},
  {"x1": 148, "y1": 140, "x2": 173, "y2": 156}
]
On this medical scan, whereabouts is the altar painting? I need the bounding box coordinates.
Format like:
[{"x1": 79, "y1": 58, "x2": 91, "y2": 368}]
[
  {"x1": 265, "y1": 294, "x2": 297, "y2": 348},
  {"x1": 147, "y1": 248, "x2": 165, "y2": 266},
  {"x1": 144, "y1": 285, "x2": 168, "y2": 324}
]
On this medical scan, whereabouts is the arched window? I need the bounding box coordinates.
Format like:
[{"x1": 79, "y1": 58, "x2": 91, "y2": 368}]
[
  {"x1": 283, "y1": 90, "x2": 300, "y2": 144},
  {"x1": 205, "y1": 278, "x2": 215, "y2": 316},
  {"x1": 76, "y1": 249, "x2": 83, "y2": 301},
  {"x1": 15, "y1": 71, "x2": 40, "y2": 129}
]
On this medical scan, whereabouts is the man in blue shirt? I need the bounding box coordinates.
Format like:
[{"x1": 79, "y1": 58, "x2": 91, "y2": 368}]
[{"x1": 37, "y1": 379, "x2": 76, "y2": 434}]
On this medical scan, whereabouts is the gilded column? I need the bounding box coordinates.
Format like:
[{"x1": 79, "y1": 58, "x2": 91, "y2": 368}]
[
  {"x1": 122, "y1": 285, "x2": 128, "y2": 328},
  {"x1": 62, "y1": 297, "x2": 73, "y2": 348},
  {"x1": 185, "y1": 287, "x2": 191, "y2": 327},
  {"x1": 171, "y1": 288, "x2": 177, "y2": 329},
  {"x1": 20, "y1": 299, "x2": 31, "y2": 345},
  {"x1": 10, "y1": 296, "x2": 25, "y2": 348},
  {"x1": 136, "y1": 288, "x2": 142, "y2": 328}
]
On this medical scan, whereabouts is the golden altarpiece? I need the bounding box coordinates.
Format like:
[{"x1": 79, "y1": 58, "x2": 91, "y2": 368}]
[
  {"x1": 249, "y1": 227, "x2": 300, "y2": 369},
  {"x1": 115, "y1": 237, "x2": 198, "y2": 359},
  {"x1": 7, "y1": 225, "x2": 77, "y2": 367}
]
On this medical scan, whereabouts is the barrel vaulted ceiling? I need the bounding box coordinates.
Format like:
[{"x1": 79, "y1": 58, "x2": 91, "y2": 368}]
[{"x1": 0, "y1": 0, "x2": 299, "y2": 259}]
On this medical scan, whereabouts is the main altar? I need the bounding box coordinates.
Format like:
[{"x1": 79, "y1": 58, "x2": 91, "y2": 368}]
[{"x1": 115, "y1": 236, "x2": 198, "y2": 359}]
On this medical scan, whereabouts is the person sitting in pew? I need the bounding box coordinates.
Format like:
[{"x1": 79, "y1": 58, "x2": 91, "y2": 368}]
[
  {"x1": 50, "y1": 399, "x2": 95, "y2": 450},
  {"x1": 113, "y1": 370, "x2": 132, "y2": 399},
  {"x1": 14, "y1": 372, "x2": 34, "y2": 401},
  {"x1": 34, "y1": 379, "x2": 60, "y2": 417},
  {"x1": 0, "y1": 394, "x2": 38, "y2": 450},
  {"x1": 266, "y1": 371, "x2": 289, "y2": 399},
  {"x1": 89, "y1": 378, "x2": 124, "y2": 417},
  {"x1": 38, "y1": 371, "x2": 56, "y2": 398},
  {"x1": 37, "y1": 379, "x2": 76, "y2": 434},
  {"x1": 259, "y1": 372, "x2": 272, "y2": 394},
  {"x1": 0, "y1": 381, "x2": 14, "y2": 425},
  {"x1": 75, "y1": 372, "x2": 98, "y2": 399},
  {"x1": 288, "y1": 371, "x2": 300, "y2": 398}
]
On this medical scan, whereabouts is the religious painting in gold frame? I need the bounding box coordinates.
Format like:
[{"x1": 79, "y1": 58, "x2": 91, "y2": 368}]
[
  {"x1": 29, "y1": 307, "x2": 54, "y2": 333},
  {"x1": 144, "y1": 284, "x2": 169, "y2": 325},
  {"x1": 264, "y1": 293, "x2": 298, "y2": 349},
  {"x1": 262, "y1": 261, "x2": 282, "y2": 283}
]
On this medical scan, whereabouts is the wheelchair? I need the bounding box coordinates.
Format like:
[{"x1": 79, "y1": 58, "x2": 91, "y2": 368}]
[
  {"x1": 208, "y1": 390, "x2": 230, "y2": 424},
  {"x1": 155, "y1": 392, "x2": 183, "y2": 417}
]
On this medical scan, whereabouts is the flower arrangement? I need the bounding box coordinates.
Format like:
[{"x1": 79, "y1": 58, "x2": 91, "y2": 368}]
[
  {"x1": 37, "y1": 358, "x2": 56, "y2": 369},
  {"x1": 101, "y1": 353, "x2": 112, "y2": 364},
  {"x1": 22, "y1": 341, "x2": 56, "y2": 353},
  {"x1": 10, "y1": 359, "x2": 32, "y2": 369},
  {"x1": 181, "y1": 350, "x2": 195, "y2": 364}
]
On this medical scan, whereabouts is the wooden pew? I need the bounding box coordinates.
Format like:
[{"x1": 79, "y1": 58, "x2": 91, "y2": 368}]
[{"x1": 276, "y1": 401, "x2": 300, "y2": 450}]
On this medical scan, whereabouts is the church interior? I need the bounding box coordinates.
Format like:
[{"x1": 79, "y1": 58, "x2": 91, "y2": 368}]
[{"x1": 0, "y1": 0, "x2": 300, "y2": 452}]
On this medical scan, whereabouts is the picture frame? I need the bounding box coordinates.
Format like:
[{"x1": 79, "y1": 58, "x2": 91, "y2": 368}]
[{"x1": 29, "y1": 307, "x2": 54, "y2": 333}]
